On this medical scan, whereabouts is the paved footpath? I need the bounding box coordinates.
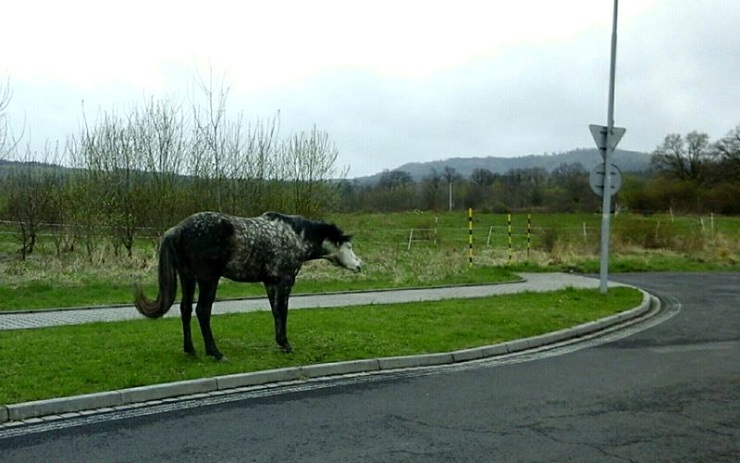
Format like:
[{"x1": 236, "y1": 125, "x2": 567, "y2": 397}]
[{"x1": 0, "y1": 273, "x2": 622, "y2": 330}]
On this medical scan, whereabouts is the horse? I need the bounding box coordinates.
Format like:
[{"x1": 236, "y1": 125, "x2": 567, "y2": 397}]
[{"x1": 134, "y1": 211, "x2": 363, "y2": 360}]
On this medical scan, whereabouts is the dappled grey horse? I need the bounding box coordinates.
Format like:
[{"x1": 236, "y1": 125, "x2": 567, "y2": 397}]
[{"x1": 134, "y1": 211, "x2": 363, "y2": 360}]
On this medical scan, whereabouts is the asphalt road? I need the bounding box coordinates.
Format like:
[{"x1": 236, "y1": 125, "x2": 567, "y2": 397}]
[{"x1": 2, "y1": 272, "x2": 738, "y2": 462}]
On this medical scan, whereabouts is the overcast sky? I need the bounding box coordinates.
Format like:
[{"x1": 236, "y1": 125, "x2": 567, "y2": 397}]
[{"x1": 2, "y1": 0, "x2": 738, "y2": 178}]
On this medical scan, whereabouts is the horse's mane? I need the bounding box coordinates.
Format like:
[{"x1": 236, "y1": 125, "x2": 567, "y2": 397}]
[{"x1": 261, "y1": 212, "x2": 350, "y2": 244}]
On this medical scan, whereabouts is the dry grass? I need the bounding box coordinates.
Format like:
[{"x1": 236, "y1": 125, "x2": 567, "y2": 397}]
[{"x1": 0, "y1": 243, "x2": 154, "y2": 288}]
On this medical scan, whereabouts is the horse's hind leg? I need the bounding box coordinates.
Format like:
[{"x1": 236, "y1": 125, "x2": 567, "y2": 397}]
[
  {"x1": 195, "y1": 278, "x2": 224, "y2": 360},
  {"x1": 180, "y1": 274, "x2": 197, "y2": 356},
  {"x1": 265, "y1": 280, "x2": 294, "y2": 353}
]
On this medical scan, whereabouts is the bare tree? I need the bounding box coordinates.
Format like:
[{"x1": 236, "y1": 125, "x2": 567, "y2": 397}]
[
  {"x1": 0, "y1": 77, "x2": 26, "y2": 159},
  {"x1": 281, "y1": 126, "x2": 345, "y2": 216},
  {"x1": 651, "y1": 131, "x2": 713, "y2": 184},
  {"x1": 464, "y1": 168, "x2": 497, "y2": 211},
  {"x1": 470, "y1": 168, "x2": 496, "y2": 188},
  {"x1": 236, "y1": 115, "x2": 282, "y2": 215},
  {"x1": 131, "y1": 96, "x2": 189, "y2": 228},
  {"x1": 2, "y1": 144, "x2": 63, "y2": 259},
  {"x1": 75, "y1": 106, "x2": 147, "y2": 257},
  {"x1": 714, "y1": 123, "x2": 740, "y2": 181},
  {"x1": 421, "y1": 168, "x2": 444, "y2": 211},
  {"x1": 0, "y1": 78, "x2": 12, "y2": 157},
  {"x1": 548, "y1": 163, "x2": 594, "y2": 212},
  {"x1": 378, "y1": 170, "x2": 414, "y2": 191},
  {"x1": 372, "y1": 170, "x2": 417, "y2": 211},
  {"x1": 441, "y1": 166, "x2": 461, "y2": 211},
  {"x1": 189, "y1": 72, "x2": 288, "y2": 216},
  {"x1": 190, "y1": 69, "x2": 231, "y2": 212}
]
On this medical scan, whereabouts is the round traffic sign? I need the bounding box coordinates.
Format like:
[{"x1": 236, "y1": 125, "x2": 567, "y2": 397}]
[{"x1": 589, "y1": 163, "x2": 622, "y2": 197}]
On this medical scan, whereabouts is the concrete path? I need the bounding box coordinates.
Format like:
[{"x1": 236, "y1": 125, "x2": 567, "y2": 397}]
[{"x1": 0, "y1": 273, "x2": 620, "y2": 330}]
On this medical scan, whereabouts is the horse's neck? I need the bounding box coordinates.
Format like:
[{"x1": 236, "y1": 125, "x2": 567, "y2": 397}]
[{"x1": 302, "y1": 238, "x2": 327, "y2": 262}]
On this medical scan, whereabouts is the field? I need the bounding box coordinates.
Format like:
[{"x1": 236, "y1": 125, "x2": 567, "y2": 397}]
[{"x1": 0, "y1": 211, "x2": 738, "y2": 311}]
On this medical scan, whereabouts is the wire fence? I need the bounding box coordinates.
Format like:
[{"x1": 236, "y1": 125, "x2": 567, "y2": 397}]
[{"x1": 0, "y1": 211, "x2": 735, "y2": 262}]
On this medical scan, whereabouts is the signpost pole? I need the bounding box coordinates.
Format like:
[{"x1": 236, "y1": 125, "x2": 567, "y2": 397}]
[{"x1": 598, "y1": 0, "x2": 620, "y2": 294}]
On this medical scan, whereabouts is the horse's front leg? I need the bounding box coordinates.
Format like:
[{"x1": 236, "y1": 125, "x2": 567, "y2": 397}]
[{"x1": 265, "y1": 279, "x2": 294, "y2": 353}]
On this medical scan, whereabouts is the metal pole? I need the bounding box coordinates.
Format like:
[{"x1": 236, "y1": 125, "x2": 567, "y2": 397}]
[
  {"x1": 448, "y1": 182, "x2": 453, "y2": 212},
  {"x1": 599, "y1": 0, "x2": 619, "y2": 294}
]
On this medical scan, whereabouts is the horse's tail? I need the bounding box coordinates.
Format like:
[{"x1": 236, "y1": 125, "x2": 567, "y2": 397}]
[{"x1": 134, "y1": 229, "x2": 179, "y2": 319}]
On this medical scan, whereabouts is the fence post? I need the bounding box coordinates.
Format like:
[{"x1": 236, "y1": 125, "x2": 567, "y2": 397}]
[
  {"x1": 468, "y1": 208, "x2": 473, "y2": 268},
  {"x1": 526, "y1": 214, "x2": 531, "y2": 259},
  {"x1": 507, "y1": 213, "x2": 513, "y2": 264}
]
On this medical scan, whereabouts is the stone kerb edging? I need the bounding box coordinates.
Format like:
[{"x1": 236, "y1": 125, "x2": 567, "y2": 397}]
[{"x1": 0, "y1": 291, "x2": 655, "y2": 425}]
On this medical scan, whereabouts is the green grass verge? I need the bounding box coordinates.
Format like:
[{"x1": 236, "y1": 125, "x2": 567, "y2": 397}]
[{"x1": 0, "y1": 286, "x2": 642, "y2": 405}]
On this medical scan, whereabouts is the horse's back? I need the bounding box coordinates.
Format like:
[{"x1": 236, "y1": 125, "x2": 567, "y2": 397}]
[
  {"x1": 173, "y1": 212, "x2": 237, "y2": 277},
  {"x1": 169, "y1": 211, "x2": 315, "y2": 283}
]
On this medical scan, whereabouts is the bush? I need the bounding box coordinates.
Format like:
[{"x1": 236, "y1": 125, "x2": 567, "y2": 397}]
[{"x1": 539, "y1": 227, "x2": 559, "y2": 253}]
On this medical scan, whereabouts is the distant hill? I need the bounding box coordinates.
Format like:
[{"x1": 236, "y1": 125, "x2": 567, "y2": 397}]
[
  {"x1": 0, "y1": 158, "x2": 69, "y2": 178},
  {"x1": 353, "y1": 148, "x2": 652, "y2": 184}
]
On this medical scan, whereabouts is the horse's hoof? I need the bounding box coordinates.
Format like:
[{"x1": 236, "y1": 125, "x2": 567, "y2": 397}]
[
  {"x1": 280, "y1": 344, "x2": 293, "y2": 354},
  {"x1": 216, "y1": 355, "x2": 229, "y2": 363}
]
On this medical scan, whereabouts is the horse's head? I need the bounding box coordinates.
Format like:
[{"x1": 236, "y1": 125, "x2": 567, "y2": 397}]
[{"x1": 323, "y1": 235, "x2": 363, "y2": 273}]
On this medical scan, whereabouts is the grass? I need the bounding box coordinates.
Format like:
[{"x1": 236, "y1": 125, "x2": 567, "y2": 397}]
[
  {"x1": 0, "y1": 286, "x2": 642, "y2": 405},
  {"x1": 0, "y1": 211, "x2": 736, "y2": 311},
  {"x1": 0, "y1": 211, "x2": 728, "y2": 408}
]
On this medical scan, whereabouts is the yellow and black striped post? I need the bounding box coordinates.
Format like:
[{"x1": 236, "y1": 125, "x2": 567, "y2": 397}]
[
  {"x1": 468, "y1": 208, "x2": 473, "y2": 268},
  {"x1": 527, "y1": 213, "x2": 532, "y2": 259},
  {"x1": 507, "y1": 213, "x2": 513, "y2": 264}
]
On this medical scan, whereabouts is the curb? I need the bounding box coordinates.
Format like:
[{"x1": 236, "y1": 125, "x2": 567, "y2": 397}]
[{"x1": 1, "y1": 290, "x2": 656, "y2": 425}]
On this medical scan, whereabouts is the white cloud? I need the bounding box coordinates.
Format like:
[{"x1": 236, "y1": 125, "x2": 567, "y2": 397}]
[
  {"x1": 2, "y1": 0, "x2": 660, "y2": 86},
  {"x1": 2, "y1": 0, "x2": 737, "y2": 177}
]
